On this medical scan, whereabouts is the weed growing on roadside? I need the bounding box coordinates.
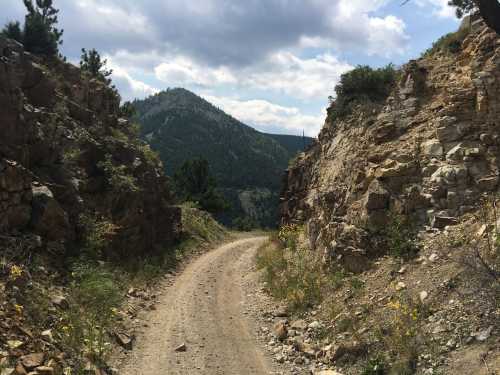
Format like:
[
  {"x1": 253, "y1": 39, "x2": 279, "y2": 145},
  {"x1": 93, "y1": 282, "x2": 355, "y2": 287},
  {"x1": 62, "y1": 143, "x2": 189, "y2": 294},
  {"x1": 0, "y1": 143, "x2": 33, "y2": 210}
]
[
  {"x1": 257, "y1": 227, "x2": 339, "y2": 311},
  {"x1": 377, "y1": 292, "x2": 427, "y2": 374},
  {"x1": 78, "y1": 214, "x2": 119, "y2": 259},
  {"x1": 278, "y1": 224, "x2": 301, "y2": 250},
  {"x1": 59, "y1": 264, "x2": 123, "y2": 370}
]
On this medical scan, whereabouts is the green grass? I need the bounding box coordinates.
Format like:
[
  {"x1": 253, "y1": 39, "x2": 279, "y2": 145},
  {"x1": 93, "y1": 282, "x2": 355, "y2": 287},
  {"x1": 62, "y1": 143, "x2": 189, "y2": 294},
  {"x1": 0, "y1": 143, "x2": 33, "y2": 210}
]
[{"x1": 256, "y1": 228, "x2": 341, "y2": 312}]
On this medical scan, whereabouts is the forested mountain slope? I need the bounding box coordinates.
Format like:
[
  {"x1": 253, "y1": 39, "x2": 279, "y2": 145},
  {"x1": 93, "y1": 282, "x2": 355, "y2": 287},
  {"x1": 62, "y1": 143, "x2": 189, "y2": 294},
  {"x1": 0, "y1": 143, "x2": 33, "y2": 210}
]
[{"x1": 132, "y1": 88, "x2": 312, "y2": 226}]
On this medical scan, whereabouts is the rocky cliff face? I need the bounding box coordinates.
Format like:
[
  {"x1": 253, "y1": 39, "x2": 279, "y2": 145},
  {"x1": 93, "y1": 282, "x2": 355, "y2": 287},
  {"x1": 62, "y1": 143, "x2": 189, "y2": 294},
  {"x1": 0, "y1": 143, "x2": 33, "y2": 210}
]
[
  {"x1": 281, "y1": 24, "x2": 500, "y2": 271},
  {"x1": 0, "y1": 36, "x2": 181, "y2": 257}
]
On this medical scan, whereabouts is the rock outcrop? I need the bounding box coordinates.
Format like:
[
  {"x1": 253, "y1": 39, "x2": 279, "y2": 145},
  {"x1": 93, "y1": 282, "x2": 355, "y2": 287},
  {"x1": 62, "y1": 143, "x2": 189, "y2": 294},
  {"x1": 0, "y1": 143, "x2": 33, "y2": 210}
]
[
  {"x1": 0, "y1": 36, "x2": 181, "y2": 257},
  {"x1": 281, "y1": 23, "x2": 500, "y2": 270}
]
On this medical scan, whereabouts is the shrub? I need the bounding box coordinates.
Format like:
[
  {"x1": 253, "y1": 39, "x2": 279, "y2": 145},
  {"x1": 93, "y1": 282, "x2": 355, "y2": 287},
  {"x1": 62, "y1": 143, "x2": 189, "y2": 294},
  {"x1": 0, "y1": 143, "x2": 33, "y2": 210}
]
[
  {"x1": 120, "y1": 101, "x2": 137, "y2": 118},
  {"x1": 98, "y1": 154, "x2": 139, "y2": 194},
  {"x1": 329, "y1": 64, "x2": 398, "y2": 120},
  {"x1": 256, "y1": 229, "x2": 333, "y2": 311},
  {"x1": 59, "y1": 264, "x2": 123, "y2": 369},
  {"x1": 232, "y1": 216, "x2": 258, "y2": 231},
  {"x1": 277, "y1": 224, "x2": 301, "y2": 250},
  {"x1": 1, "y1": 21, "x2": 23, "y2": 43},
  {"x1": 384, "y1": 213, "x2": 419, "y2": 259},
  {"x1": 181, "y1": 206, "x2": 226, "y2": 242},
  {"x1": 79, "y1": 214, "x2": 119, "y2": 259},
  {"x1": 463, "y1": 195, "x2": 500, "y2": 283},
  {"x1": 379, "y1": 293, "x2": 428, "y2": 374},
  {"x1": 422, "y1": 27, "x2": 469, "y2": 57}
]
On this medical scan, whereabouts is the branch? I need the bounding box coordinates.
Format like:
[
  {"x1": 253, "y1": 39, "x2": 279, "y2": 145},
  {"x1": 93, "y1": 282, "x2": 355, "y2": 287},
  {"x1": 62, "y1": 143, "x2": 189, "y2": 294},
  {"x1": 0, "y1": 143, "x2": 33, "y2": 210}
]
[{"x1": 476, "y1": 0, "x2": 500, "y2": 35}]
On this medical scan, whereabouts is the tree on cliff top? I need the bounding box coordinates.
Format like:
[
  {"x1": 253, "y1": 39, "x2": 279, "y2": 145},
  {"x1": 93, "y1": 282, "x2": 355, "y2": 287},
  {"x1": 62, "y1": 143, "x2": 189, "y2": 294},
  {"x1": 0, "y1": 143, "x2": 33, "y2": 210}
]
[
  {"x1": 329, "y1": 64, "x2": 397, "y2": 119},
  {"x1": 1, "y1": 0, "x2": 63, "y2": 56},
  {"x1": 80, "y1": 48, "x2": 113, "y2": 85},
  {"x1": 1, "y1": 21, "x2": 23, "y2": 43},
  {"x1": 23, "y1": 0, "x2": 64, "y2": 55}
]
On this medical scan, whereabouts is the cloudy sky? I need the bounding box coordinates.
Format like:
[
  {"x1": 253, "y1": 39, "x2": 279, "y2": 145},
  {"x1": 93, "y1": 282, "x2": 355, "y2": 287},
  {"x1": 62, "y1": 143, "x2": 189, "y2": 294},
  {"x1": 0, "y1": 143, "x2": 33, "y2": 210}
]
[{"x1": 3, "y1": 0, "x2": 460, "y2": 136}]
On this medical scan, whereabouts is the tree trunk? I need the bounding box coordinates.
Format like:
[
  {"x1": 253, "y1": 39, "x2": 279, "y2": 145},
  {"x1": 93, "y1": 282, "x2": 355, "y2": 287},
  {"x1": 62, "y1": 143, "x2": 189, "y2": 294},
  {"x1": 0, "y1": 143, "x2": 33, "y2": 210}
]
[{"x1": 477, "y1": 0, "x2": 500, "y2": 34}]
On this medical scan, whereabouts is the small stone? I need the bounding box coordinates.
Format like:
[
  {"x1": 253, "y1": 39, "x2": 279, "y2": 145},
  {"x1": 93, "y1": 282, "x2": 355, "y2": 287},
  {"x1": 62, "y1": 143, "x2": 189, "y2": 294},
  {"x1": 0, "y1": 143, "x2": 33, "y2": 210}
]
[
  {"x1": 174, "y1": 343, "x2": 187, "y2": 352},
  {"x1": 6, "y1": 340, "x2": 24, "y2": 349},
  {"x1": 419, "y1": 291, "x2": 429, "y2": 303},
  {"x1": 41, "y1": 330, "x2": 53, "y2": 343},
  {"x1": 114, "y1": 332, "x2": 133, "y2": 350},
  {"x1": 50, "y1": 296, "x2": 69, "y2": 310},
  {"x1": 15, "y1": 363, "x2": 27, "y2": 375},
  {"x1": 428, "y1": 253, "x2": 439, "y2": 262},
  {"x1": 398, "y1": 266, "x2": 407, "y2": 274},
  {"x1": 274, "y1": 306, "x2": 288, "y2": 317},
  {"x1": 291, "y1": 320, "x2": 307, "y2": 330},
  {"x1": 19, "y1": 353, "x2": 45, "y2": 370},
  {"x1": 274, "y1": 321, "x2": 288, "y2": 341},
  {"x1": 431, "y1": 216, "x2": 458, "y2": 229},
  {"x1": 475, "y1": 326, "x2": 493, "y2": 342},
  {"x1": 308, "y1": 321, "x2": 322, "y2": 330},
  {"x1": 396, "y1": 282, "x2": 406, "y2": 291}
]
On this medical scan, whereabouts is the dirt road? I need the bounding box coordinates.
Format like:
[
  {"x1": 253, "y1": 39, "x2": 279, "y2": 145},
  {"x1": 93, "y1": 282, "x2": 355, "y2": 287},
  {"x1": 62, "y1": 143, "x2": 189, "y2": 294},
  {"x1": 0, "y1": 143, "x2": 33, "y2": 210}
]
[{"x1": 117, "y1": 236, "x2": 275, "y2": 375}]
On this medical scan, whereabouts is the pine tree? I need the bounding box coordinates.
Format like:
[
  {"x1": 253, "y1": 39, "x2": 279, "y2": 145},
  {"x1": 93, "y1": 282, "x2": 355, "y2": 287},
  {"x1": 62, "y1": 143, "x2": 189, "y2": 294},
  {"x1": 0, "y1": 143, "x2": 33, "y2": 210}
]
[
  {"x1": 173, "y1": 159, "x2": 229, "y2": 213},
  {"x1": 80, "y1": 48, "x2": 113, "y2": 84},
  {"x1": 22, "y1": 0, "x2": 63, "y2": 55},
  {"x1": 448, "y1": 0, "x2": 476, "y2": 18},
  {"x1": 1, "y1": 21, "x2": 23, "y2": 43}
]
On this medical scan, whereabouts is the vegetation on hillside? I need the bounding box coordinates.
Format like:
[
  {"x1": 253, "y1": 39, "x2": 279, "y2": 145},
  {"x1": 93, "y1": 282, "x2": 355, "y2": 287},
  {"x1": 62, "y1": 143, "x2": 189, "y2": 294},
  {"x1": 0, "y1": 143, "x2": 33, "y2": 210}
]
[
  {"x1": 172, "y1": 158, "x2": 229, "y2": 214},
  {"x1": 132, "y1": 88, "x2": 307, "y2": 227},
  {"x1": 328, "y1": 64, "x2": 398, "y2": 120},
  {"x1": 422, "y1": 27, "x2": 470, "y2": 57}
]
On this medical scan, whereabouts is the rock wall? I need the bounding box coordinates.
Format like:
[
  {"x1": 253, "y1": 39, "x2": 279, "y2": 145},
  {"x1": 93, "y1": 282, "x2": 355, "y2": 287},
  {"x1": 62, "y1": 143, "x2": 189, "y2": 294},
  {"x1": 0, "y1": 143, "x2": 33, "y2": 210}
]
[
  {"x1": 280, "y1": 24, "x2": 500, "y2": 271},
  {"x1": 0, "y1": 37, "x2": 181, "y2": 257}
]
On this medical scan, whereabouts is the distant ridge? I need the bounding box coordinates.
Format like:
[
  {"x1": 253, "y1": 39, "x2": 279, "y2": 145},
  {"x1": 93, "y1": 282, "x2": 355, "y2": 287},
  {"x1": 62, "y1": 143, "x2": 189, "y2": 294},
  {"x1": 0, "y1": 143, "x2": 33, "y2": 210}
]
[{"x1": 132, "y1": 88, "x2": 311, "y2": 226}]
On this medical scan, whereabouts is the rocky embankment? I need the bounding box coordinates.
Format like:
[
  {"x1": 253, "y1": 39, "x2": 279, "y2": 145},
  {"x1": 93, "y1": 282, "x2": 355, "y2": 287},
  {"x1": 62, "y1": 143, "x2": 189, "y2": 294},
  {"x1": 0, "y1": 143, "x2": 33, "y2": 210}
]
[
  {"x1": 281, "y1": 23, "x2": 500, "y2": 271},
  {"x1": 278, "y1": 22, "x2": 499, "y2": 375},
  {"x1": 0, "y1": 35, "x2": 181, "y2": 374},
  {"x1": 0, "y1": 36, "x2": 181, "y2": 256}
]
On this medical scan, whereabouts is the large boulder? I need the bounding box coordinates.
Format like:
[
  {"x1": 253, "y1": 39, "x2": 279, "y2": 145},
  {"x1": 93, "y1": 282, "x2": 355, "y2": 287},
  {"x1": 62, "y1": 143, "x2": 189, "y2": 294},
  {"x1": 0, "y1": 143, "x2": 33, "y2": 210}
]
[
  {"x1": 363, "y1": 180, "x2": 390, "y2": 211},
  {"x1": 30, "y1": 185, "x2": 72, "y2": 241}
]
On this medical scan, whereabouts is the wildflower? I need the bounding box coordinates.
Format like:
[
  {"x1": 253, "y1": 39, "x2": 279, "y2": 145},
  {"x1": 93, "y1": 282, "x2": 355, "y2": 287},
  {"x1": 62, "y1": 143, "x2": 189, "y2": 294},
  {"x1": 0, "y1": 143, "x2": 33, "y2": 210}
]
[
  {"x1": 387, "y1": 300, "x2": 401, "y2": 310},
  {"x1": 61, "y1": 325, "x2": 71, "y2": 333},
  {"x1": 9, "y1": 265, "x2": 23, "y2": 280},
  {"x1": 14, "y1": 304, "x2": 23, "y2": 315}
]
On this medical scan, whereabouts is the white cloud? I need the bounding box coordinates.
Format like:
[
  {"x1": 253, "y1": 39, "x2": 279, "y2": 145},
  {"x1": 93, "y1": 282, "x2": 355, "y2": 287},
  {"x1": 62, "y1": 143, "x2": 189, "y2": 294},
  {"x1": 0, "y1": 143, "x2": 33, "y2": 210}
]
[
  {"x1": 203, "y1": 95, "x2": 324, "y2": 136},
  {"x1": 155, "y1": 57, "x2": 236, "y2": 87},
  {"x1": 414, "y1": 0, "x2": 457, "y2": 19},
  {"x1": 326, "y1": 1, "x2": 409, "y2": 56},
  {"x1": 107, "y1": 62, "x2": 159, "y2": 101},
  {"x1": 149, "y1": 51, "x2": 352, "y2": 100},
  {"x1": 245, "y1": 52, "x2": 353, "y2": 99}
]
